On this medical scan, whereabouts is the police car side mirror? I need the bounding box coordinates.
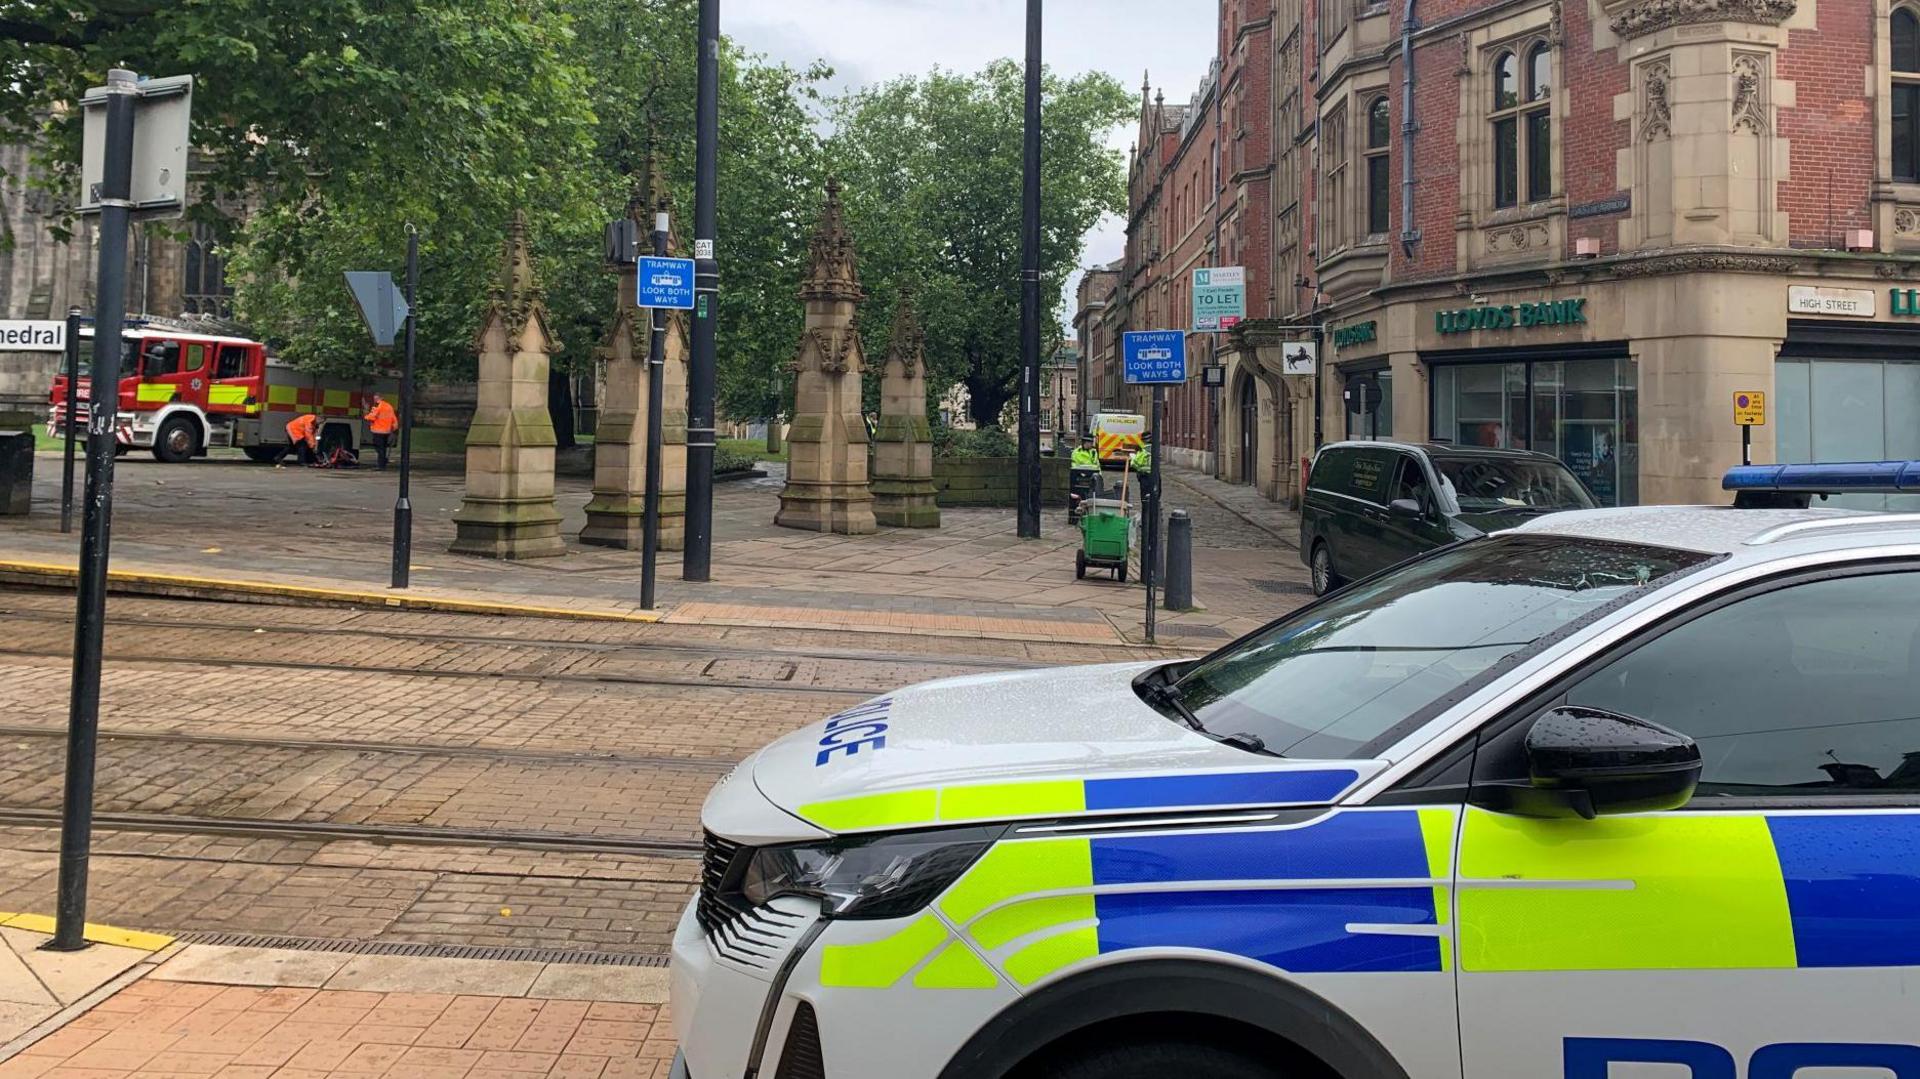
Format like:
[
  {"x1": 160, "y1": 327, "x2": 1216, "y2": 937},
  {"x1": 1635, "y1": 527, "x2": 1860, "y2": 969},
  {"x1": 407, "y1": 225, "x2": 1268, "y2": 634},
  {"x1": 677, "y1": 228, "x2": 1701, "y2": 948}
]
[{"x1": 1475, "y1": 706, "x2": 1702, "y2": 820}]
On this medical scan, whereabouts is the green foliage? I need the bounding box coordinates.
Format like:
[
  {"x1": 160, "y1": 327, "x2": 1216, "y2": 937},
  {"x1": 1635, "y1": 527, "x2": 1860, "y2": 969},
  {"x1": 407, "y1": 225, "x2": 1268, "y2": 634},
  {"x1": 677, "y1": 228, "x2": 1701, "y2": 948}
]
[
  {"x1": 933, "y1": 425, "x2": 1018, "y2": 459},
  {"x1": 712, "y1": 443, "x2": 759, "y2": 474},
  {"x1": 829, "y1": 62, "x2": 1132, "y2": 429}
]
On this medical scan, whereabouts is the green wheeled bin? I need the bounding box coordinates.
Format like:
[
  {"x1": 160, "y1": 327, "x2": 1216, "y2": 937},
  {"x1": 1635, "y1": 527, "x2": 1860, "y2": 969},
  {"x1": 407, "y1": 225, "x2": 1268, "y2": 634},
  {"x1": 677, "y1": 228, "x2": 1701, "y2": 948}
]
[{"x1": 1075, "y1": 502, "x2": 1131, "y2": 582}]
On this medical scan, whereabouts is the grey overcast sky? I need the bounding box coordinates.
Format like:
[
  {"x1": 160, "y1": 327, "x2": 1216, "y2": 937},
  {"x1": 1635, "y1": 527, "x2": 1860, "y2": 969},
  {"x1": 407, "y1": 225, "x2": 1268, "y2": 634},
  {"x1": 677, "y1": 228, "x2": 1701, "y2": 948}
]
[{"x1": 727, "y1": 0, "x2": 1218, "y2": 328}]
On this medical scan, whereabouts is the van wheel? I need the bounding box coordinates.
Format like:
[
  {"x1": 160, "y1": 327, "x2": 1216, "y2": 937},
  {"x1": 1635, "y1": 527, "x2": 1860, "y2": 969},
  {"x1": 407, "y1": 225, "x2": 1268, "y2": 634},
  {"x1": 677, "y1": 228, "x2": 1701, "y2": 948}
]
[
  {"x1": 1310, "y1": 542, "x2": 1342, "y2": 596},
  {"x1": 1039, "y1": 1041, "x2": 1282, "y2": 1079},
  {"x1": 153, "y1": 416, "x2": 198, "y2": 463}
]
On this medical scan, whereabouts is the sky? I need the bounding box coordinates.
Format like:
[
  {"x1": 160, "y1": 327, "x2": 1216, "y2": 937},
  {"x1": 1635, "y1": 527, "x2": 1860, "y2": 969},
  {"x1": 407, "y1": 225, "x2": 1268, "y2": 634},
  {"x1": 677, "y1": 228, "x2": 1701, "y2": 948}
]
[{"x1": 727, "y1": 0, "x2": 1218, "y2": 329}]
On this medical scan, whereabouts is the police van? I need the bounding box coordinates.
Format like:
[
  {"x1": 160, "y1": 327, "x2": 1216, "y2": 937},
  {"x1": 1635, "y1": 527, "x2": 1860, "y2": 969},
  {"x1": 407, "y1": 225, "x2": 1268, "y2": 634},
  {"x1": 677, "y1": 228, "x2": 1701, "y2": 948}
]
[{"x1": 672, "y1": 462, "x2": 1920, "y2": 1079}]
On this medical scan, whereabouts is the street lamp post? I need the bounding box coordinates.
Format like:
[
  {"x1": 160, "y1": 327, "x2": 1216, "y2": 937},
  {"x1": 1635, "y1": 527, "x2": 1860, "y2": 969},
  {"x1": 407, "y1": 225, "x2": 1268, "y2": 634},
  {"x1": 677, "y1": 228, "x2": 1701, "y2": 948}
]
[
  {"x1": 684, "y1": 0, "x2": 720, "y2": 581},
  {"x1": 1016, "y1": 0, "x2": 1043, "y2": 539}
]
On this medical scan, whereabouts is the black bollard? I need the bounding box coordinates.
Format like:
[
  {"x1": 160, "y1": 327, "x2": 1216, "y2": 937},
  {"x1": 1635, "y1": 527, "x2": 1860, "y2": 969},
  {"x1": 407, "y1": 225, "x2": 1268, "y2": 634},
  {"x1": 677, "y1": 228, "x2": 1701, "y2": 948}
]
[{"x1": 1164, "y1": 510, "x2": 1193, "y2": 611}]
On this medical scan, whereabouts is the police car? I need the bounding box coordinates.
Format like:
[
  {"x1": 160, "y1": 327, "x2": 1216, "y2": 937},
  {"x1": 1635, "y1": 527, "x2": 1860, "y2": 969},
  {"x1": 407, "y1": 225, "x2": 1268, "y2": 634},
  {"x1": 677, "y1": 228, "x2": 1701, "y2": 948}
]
[{"x1": 672, "y1": 462, "x2": 1920, "y2": 1079}]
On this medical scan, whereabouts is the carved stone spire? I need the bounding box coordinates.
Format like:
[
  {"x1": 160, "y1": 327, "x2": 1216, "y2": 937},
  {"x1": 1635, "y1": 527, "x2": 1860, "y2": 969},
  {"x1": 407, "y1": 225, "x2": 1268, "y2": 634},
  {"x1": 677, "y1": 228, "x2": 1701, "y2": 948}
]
[
  {"x1": 801, "y1": 177, "x2": 863, "y2": 303},
  {"x1": 884, "y1": 286, "x2": 927, "y2": 379},
  {"x1": 487, "y1": 211, "x2": 554, "y2": 348},
  {"x1": 872, "y1": 285, "x2": 937, "y2": 528}
]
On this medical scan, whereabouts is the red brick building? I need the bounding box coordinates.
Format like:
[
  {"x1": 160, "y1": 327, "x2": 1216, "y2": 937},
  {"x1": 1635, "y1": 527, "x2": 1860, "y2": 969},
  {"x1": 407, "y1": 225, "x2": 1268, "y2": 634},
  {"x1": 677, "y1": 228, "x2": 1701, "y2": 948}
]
[{"x1": 1084, "y1": 0, "x2": 1920, "y2": 509}]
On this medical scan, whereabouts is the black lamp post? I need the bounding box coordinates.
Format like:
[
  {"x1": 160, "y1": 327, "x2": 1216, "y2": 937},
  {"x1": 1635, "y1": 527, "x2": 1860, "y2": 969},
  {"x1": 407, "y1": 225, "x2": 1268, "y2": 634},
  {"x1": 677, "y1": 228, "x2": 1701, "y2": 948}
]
[{"x1": 1016, "y1": 0, "x2": 1042, "y2": 537}]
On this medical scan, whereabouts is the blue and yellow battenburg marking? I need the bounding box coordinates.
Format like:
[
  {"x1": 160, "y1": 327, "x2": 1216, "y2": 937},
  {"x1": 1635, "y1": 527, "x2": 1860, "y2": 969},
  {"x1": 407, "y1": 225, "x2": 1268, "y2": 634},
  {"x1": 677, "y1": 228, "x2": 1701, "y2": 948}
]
[
  {"x1": 819, "y1": 807, "x2": 1457, "y2": 989},
  {"x1": 1457, "y1": 808, "x2": 1920, "y2": 972},
  {"x1": 798, "y1": 768, "x2": 1364, "y2": 833}
]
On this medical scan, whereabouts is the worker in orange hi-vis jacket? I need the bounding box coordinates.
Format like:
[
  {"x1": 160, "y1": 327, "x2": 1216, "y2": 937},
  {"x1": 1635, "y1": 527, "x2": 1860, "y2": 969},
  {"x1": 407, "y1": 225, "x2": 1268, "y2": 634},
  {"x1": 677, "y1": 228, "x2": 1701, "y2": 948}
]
[
  {"x1": 276, "y1": 412, "x2": 320, "y2": 468},
  {"x1": 364, "y1": 394, "x2": 399, "y2": 471}
]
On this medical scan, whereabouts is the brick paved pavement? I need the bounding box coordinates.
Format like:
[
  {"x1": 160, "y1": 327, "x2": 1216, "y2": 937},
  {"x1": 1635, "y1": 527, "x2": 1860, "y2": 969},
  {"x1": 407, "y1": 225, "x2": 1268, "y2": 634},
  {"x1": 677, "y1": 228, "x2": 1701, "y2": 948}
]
[{"x1": 2, "y1": 967, "x2": 679, "y2": 1078}]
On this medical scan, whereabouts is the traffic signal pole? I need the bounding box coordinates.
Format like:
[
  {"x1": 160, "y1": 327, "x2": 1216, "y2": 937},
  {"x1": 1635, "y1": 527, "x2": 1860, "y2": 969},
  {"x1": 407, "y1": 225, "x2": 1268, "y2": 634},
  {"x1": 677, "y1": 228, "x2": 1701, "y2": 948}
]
[
  {"x1": 53, "y1": 68, "x2": 138, "y2": 953},
  {"x1": 642, "y1": 215, "x2": 669, "y2": 610},
  {"x1": 391, "y1": 229, "x2": 418, "y2": 590}
]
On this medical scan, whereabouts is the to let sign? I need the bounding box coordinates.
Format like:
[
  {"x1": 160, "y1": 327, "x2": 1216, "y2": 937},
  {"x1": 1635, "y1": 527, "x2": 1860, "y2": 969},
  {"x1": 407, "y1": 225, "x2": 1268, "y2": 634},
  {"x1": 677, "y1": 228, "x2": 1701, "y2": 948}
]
[
  {"x1": 1192, "y1": 267, "x2": 1246, "y2": 332},
  {"x1": 1123, "y1": 331, "x2": 1188, "y2": 385},
  {"x1": 0, "y1": 320, "x2": 68, "y2": 352},
  {"x1": 1734, "y1": 391, "x2": 1767, "y2": 427}
]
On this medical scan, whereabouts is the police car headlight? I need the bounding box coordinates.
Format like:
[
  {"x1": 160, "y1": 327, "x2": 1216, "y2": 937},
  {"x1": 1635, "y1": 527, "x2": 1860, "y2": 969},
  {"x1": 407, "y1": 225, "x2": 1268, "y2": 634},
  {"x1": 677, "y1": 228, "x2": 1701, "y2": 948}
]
[{"x1": 738, "y1": 827, "x2": 1000, "y2": 920}]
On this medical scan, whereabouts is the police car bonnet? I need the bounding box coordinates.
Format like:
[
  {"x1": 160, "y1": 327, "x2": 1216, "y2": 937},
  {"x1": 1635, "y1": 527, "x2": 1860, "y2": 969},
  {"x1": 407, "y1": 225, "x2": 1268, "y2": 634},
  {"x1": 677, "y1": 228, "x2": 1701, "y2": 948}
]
[{"x1": 749, "y1": 661, "x2": 1385, "y2": 825}]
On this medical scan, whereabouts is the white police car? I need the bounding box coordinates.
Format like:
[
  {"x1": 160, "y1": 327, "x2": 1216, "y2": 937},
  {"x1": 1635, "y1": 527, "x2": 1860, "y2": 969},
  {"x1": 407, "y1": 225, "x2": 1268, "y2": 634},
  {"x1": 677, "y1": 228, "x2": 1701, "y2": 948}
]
[{"x1": 671, "y1": 462, "x2": 1920, "y2": 1079}]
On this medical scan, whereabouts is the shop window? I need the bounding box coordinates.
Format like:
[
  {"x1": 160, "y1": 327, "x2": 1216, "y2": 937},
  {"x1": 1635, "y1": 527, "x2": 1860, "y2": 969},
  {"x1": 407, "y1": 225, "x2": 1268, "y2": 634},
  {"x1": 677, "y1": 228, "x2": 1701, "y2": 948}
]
[
  {"x1": 1344, "y1": 368, "x2": 1393, "y2": 440},
  {"x1": 1432, "y1": 355, "x2": 1637, "y2": 505},
  {"x1": 1491, "y1": 47, "x2": 1554, "y2": 209},
  {"x1": 1776, "y1": 355, "x2": 1920, "y2": 512},
  {"x1": 1896, "y1": 9, "x2": 1920, "y2": 183},
  {"x1": 1365, "y1": 97, "x2": 1391, "y2": 236}
]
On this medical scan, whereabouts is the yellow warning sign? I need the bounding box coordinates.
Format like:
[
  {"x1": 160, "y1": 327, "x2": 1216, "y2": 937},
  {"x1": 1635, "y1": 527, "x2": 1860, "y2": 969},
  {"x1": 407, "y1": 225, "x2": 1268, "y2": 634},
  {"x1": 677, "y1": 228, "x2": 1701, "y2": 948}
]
[{"x1": 1734, "y1": 391, "x2": 1767, "y2": 427}]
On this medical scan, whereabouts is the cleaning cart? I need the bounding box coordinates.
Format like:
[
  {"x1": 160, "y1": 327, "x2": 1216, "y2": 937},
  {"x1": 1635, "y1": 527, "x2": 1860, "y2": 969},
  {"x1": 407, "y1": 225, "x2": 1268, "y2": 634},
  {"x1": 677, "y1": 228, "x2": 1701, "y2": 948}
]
[{"x1": 1074, "y1": 452, "x2": 1141, "y2": 582}]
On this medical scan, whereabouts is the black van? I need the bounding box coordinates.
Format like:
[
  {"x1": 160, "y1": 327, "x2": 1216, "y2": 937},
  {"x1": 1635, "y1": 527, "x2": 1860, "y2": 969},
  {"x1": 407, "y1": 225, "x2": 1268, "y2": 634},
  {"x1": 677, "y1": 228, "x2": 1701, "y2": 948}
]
[{"x1": 1299, "y1": 441, "x2": 1599, "y2": 594}]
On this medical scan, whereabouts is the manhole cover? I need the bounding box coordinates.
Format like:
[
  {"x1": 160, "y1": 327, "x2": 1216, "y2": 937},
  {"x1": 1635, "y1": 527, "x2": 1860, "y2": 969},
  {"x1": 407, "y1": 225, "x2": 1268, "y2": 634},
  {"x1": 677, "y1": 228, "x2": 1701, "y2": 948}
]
[
  {"x1": 1253, "y1": 579, "x2": 1314, "y2": 596},
  {"x1": 702, "y1": 658, "x2": 797, "y2": 682}
]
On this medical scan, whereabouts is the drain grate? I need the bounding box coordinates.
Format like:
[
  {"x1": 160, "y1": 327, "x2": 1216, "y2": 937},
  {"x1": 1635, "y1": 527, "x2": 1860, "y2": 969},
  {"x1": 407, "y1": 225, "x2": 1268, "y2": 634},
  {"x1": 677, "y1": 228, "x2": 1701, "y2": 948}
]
[
  {"x1": 1252, "y1": 579, "x2": 1315, "y2": 596},
  {"x1": 170, "y1": 931, "x2": 671, "y2": 968}
]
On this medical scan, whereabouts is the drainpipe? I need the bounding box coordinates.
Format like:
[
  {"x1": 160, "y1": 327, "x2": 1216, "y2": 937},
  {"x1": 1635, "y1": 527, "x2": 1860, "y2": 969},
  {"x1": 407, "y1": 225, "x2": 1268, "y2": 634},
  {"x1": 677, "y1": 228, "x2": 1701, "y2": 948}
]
[{"x1": 1399, "y1": 0, "x2": 1422, "y2": 256}]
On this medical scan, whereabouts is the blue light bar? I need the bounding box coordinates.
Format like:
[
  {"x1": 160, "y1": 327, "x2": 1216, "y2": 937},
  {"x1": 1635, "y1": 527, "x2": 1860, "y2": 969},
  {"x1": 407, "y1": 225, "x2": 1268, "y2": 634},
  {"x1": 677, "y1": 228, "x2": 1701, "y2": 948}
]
[{"x1": 1723, "y1": 460, "x2": 1920, "y2": 494}]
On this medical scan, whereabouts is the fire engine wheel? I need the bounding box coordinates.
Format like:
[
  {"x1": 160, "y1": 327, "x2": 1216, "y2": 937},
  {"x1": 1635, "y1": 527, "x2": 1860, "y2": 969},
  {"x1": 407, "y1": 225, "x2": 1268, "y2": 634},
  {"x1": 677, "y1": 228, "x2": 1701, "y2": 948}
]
[
  {"x1": 242, "y1": 446, "x2": 280, "y2": 464},
  {"x1": 153, "y1": 416, "x2": 199, "y2": 463}
]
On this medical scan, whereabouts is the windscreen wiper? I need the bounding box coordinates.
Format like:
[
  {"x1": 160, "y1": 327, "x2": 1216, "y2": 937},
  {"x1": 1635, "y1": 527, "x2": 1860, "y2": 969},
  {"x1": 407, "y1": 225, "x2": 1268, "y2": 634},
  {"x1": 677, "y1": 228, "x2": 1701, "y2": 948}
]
[{"x1": 1139, "y1": 675, "x2": 1205, "y2": 732}]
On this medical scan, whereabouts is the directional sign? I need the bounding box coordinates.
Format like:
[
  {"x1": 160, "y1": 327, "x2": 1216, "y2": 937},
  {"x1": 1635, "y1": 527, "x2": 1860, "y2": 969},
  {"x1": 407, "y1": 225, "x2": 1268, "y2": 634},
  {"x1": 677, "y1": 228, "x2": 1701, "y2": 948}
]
[
  {"x1": 1734, "y1": 390, "x2": 1767, "y2": 427},
  {"x1": 638, "y1": 256, "x2": 696, "y2": 310},
  {"x1": 1192, "y1": 266, "x2": 1246, "y2": 333},
  {"x1": 1123, "y1": 331, "x2": 1188, "y2": 385},
  {"x1": 80, "y1": 74, "x2": 193, "y2": 220},
  {"x1": 343, "y1": 271, "x2": 411, "y2": 349},
  {"x1": 0, "y1": 320, "x2": 68, "y2": 353}
]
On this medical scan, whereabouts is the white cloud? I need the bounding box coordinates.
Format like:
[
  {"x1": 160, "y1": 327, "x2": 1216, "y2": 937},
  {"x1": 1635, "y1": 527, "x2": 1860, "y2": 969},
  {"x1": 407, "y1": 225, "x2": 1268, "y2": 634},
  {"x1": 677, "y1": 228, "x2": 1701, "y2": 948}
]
[{"x1": 727, "y1": 0, "x2": 1218, "y2": 328}]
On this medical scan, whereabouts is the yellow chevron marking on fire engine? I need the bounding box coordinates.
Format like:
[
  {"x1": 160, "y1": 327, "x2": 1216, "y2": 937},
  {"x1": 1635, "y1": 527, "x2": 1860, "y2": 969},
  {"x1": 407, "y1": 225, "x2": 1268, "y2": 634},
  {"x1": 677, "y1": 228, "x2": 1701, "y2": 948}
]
[
  {"x1": 266, "y1": 385, "x2": 299, "y2": 406},
  {"x1": 1456, "y1": 808, "x2": 1795, "y2": 973},
  {"x1": 912, "y1": 943, "x2": 1000, "y2": 990},
  {"x1": 135, "y1": 384, "x2": 177, "y2": 403},
  {"x1": 818, "y1": 914, "x2": 948, "y2": 988},
  {"x1": 208, "y1": 385, "x2": 250, "y2": 407},
  {"x1": 323, "y1": 389, "x2": 352, "y2": 412}
]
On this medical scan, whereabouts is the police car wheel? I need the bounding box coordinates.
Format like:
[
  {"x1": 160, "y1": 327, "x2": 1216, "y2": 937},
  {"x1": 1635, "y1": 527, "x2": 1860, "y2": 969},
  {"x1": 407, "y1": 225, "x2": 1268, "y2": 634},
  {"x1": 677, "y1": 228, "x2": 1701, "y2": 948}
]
[
  {"x1": 1037, "y1": 1040, "x2": 1281, "y2": 1079},
  {"x1": 1310, "y1": 543, "x2": 1340, "y2": 596}
]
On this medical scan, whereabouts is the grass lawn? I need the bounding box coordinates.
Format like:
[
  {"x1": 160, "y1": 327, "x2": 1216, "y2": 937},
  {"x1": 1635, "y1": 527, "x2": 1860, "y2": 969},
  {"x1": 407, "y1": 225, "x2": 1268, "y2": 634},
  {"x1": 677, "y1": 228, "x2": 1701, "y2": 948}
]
[
  {"x1": 719, "y1": 437, "x2": 786, "y2": 463},
  {"x1": 32, "y1": 425, "x2": 63, "y2": 451}
]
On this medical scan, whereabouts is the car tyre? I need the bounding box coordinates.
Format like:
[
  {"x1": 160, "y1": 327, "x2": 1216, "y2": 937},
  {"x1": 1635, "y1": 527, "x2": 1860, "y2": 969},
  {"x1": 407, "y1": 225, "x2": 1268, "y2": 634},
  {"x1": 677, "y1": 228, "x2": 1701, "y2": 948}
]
[
  {"x1": 1037, "y1": 1041, "x2": 1283, "y2": 1079},
  {"x1": 1310, "y1": 541, "x2": 1342, "y2": 596},
  {"x1": 153, "y1": 416, "x2": 198, "y2": 463}
]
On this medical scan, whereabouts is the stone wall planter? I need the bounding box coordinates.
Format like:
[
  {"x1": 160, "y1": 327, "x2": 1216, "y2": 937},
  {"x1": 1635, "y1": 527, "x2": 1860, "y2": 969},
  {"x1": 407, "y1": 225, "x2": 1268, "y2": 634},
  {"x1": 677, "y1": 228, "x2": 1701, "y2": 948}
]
[{"x1": 932, "y1": 456, "x2": 1070, "y2": 507}]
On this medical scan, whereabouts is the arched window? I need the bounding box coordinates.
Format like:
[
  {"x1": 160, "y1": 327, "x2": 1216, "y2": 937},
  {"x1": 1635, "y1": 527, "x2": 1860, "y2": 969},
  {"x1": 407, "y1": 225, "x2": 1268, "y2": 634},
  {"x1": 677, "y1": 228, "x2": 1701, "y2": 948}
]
[
  {"x1": 1365, "y1": 97, "x2": 1392, "y2": 235},
  {"x1": 182, "y1": 220, "x2": 233, "y2": 317},
  {"x1": 1493, "y1": 52, "x2": 1519, "y2": 110},
  {"x1": 1491, "y1": 46, "x2": 1554, "y2": 208},
  {"x1": 1896, "y1": 9, "x2": 1920, "y2": 182}
]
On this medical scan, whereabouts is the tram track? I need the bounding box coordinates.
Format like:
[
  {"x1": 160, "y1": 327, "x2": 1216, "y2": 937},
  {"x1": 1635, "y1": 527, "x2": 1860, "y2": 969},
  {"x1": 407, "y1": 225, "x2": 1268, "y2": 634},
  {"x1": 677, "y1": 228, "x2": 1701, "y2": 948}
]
[{"x1": 0, "y1": 806, "x2": 705, "y2": 858}]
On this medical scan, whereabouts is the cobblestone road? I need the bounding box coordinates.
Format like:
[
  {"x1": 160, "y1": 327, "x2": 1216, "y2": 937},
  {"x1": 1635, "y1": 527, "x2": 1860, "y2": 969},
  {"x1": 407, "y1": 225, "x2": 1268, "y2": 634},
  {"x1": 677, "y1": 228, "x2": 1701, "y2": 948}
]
[{"x1": 0, "y1": 591, "x2": 1182, "y2": 960}]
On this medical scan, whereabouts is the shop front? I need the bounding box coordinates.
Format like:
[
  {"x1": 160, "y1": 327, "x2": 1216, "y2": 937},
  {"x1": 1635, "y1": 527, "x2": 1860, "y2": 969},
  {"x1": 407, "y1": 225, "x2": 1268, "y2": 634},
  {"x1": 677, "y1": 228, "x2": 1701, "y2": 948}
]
[
  {"x1": 1427, "y1": 343, "x2": 1638, "y2": 506},
  {"x1": 1775, "y1": 316, "x2": 1920, "y2": 512}
]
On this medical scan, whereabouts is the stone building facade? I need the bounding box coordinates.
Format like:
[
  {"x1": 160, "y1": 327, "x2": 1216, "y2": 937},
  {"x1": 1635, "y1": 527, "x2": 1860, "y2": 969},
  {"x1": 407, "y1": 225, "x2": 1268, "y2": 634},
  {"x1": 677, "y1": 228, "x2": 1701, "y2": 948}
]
[
  {"x1": 1081, "y1": 0, "x2": 1920, "y2": 511},
  {"x1": 0, "y1": 145, "x2": 235, "y2": 413}
]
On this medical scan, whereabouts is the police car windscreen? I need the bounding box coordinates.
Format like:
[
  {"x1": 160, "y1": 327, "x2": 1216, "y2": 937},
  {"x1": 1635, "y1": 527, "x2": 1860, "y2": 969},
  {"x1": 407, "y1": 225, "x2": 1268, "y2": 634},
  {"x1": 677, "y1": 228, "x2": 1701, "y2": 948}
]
[{"x1": 1175, "y1": 536, "x2": 1710, "y2": 759}]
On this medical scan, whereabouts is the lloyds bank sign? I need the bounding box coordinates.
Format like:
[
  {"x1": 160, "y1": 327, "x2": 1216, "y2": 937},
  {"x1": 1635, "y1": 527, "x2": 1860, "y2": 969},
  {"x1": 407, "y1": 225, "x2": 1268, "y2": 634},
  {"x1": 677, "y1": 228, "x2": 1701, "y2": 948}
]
[{"x1": 1436, "y1": 298, "x2": 1588, "y2": 334}]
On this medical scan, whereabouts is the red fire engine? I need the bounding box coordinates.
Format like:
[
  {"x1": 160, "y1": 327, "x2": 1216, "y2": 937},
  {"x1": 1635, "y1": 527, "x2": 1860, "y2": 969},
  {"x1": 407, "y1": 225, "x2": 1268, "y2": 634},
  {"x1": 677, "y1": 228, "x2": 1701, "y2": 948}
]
[{"x1": 49, "y1": 321, "x2": 390, "y2": 463}]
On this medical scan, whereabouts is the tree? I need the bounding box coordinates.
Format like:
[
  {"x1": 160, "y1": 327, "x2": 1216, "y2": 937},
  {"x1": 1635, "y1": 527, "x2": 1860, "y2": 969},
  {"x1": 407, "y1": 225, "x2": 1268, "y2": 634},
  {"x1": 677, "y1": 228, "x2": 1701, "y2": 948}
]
[{"x1": 828, "y1": 62, "x2": 1131, "y2": 429}]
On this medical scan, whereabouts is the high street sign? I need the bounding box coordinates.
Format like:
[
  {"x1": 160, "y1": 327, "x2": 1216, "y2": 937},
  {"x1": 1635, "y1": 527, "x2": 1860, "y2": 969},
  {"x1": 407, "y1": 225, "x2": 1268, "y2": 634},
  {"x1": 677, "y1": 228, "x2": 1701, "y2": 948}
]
[
  {"x1": 1192, "y1": 266, "x2": 1245, "y2": 332},
  {"x1": 638, "y1": 256, "x2": 697, "y2": 310},
  {"x1": 1123, "y1": 330, "x2": 1188, "y2": 385}
]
